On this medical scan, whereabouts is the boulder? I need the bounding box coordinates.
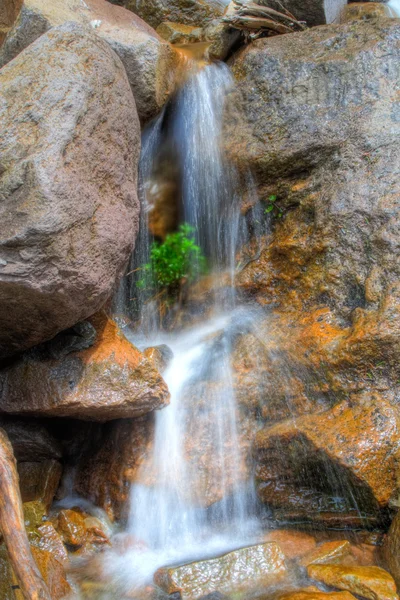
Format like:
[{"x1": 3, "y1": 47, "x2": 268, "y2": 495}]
[
  {"x1": 18, "y1": 460, "x2": 62, "y2": 511},
  {"x1": 300, "y1": 541, "x2": 352, "y2": 567},
  {"x1": 263, "y1": 529, "x2": 317, "y2": 559},
  {"x1": 143, "y1": 344, "x2": 174, "y2": 372},
  {"x1": 54, "y1": 508, "x2": 110, "y2": 556},
  {"x1": 384, "y1": 512, "x2": 400, "y2": 587},
  {"x1": 0, "y1": 22, "x2": 140, "y2": 358},
  {"x1": 225, "y1": 18, "x2": 400, "y2": 523},
  {"x1": 74, "y1": 415, "x2": 154, "y2": 520},
  {"x1": 229, "y1": 18, "x2": 400, "y2": 319},
  {"x1": 156, "y1": 21, "x2": 203, "y2": 43},
  {"x1": 0, "y1": 313, "x2": 169, "y2": 420},
  {"x1": 341, "y1": 3, "x2": 389, "y2": 21},
  {"x1": 0, "y1": 419, "x2": 62, "y2": 462},
  {"x1": 122, "y1": 0, "x2": 227, "y2": 29},
  {"x1": 0, "y1": 0, "x2": 181, "y2": 123},
  {"x1": 307, "y1": 565, "x2": 399, "y2": 600},
  {"x1": 0, "y1": 0, "x2": 22, "y2": 46},
  {"x1": 154, "y1": 542, "x2": 287, "y2": 599},
  {"x1": 33, "y1": 524, "x2": 68, "y2": 566},
  {"x1": 255, "y1": 398, "x2": 400, "y2": 524}
]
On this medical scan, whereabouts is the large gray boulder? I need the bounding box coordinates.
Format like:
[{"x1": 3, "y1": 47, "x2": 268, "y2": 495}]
[
  {"x1": 0, "y1": 22, "x2": 140, "y2": 358},
  {"x1": 225, "y1": 18, "x2": 400, "y2": 524},
  {"x1": 0, "y1": 0, "x2": 181, "y2": 123},
  {"x1": 122, "y1": 0, "x2": 227, "y2": 29}
]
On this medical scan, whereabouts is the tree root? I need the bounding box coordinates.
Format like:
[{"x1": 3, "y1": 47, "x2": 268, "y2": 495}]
[{"x1": 0, "y1": 428, "x2": 52, "y2": 600}]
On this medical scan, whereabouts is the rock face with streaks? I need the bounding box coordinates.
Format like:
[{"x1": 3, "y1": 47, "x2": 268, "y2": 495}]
[
  {"x1": 0, "y1": 22, "x2": 140, "y2": 358},
  {"x1": 224, "y1": 17, "x2": 400, "y2": 524}
]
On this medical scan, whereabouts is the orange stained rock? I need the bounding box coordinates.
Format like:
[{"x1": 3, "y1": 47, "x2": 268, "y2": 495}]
[
  {"x1": 300, "y1": 540, "x2": 351, "y2": 567},
  {"x1": 256, "y1": 396, "x2": 400, "y2": 508},
  {"x1": 31, "y1": 546, "x2": 71, "y2": 600},
  {"x1": 307, "y1": 564, "x2": 399, "y2": 600},
  {"x1": 278, "y1": 591, "x2": 357, "y2": 600},
  {"x1": 78, "y1": 312, "x2": 144, "y2": 368},
  {"x1": 263, "y1": 529, "x2": 317, "y2": 559}
]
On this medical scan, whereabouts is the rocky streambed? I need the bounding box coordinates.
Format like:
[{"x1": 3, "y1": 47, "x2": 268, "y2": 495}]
[{"x1": 0, "y1": 0, "x2": 400, "y2": 598}]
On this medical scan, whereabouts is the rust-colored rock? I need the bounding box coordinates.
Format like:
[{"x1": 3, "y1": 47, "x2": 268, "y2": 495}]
[
  {"x1": 263, "y1": 529, "x2": 317, "y2": 559},
  {"x1": 0, "y1": 0, "x2": 182, "y2": 123},
  {"x1": 307, "y1": 564, "x2": 399, "y2": 600},
  {"x1": 56, "y1": 509, "x2": 87, "y2": 549},
  {"x1": 278, "y1": 591, "x2": 357, "y2": 600},
  {"x1": 0, "y1": 313, "x2": 169, "y2": 421},
  {"x1": 143, "y1": 344, "x2": 174, "y2": 373},
  {"x1": 0, "y1": 0, "x2": 22, "y2": 46},
  {"x1": 74, "y1": 415, "x2": 154, "y2": 521},
  {"x1": 31, "y1": 546, "x2": 71, "y2": 600},
  {"x1": 384, "y1": 512, "x2": 400, "y2": 587},
  {"x1": 255, "y1": 398, "x2": 400, "y2": 523},
  {"x1": 0, "y1": 544, "x2": 70, "y2": 600},
  {"x1": 300, "y1": 541, "x2": 352, "y2": 567},
  {"x1": 0, "y1": 22, "x2": 140, "y2": 358},
  {"x1": 154, "y1": 542, "x2": 287, "y2": 599}
]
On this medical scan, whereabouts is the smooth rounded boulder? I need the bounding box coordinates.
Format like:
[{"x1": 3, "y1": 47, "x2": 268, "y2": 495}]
[
  {"x1": 0, "y1": 0, "x2": 182, "y2": 123},
  {"x1": 0, "y1": 22, "x2": 140, "y2": 358}
]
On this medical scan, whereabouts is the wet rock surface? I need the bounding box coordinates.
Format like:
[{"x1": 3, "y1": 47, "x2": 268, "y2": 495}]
[
  {"x1": 154, "y1": 542, "x2": 287, "y2": 599},
  {"x1": 255, "y1": 398, "x2": 400, "y2": 524},
  {"x1": 0, "y1": 0, "x2": 182, "y2": 123},
  {"x1": 74, "y1": 415, "x2": 154, "y2": 520},
  {"x1": 384, "y1": 512, "x2": 400, "y2": 587},
  {"x1": 18, "y1": 460, "x2": 62, "y2": 511},
  {"x1": 224, "y1": 17, "x2": 400, "y2": 525},
  {"x1": 0, "y1": 544, "x2": 70, "y2": 600},
  {"x1": 0, "y1": 22, "x2": 140, "y2": 358},
  {"x1": 307, "y1": 565, "x2": 399, "y2": 600},
  {"x1": 0, "y1": 313, "x2": 169, "y2": 420}
]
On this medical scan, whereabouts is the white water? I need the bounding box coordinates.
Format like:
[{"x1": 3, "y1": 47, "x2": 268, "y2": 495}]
[
  {"x1": 105, "y1": 63, "x2": 264, "y2": 593},
  {"x1": 387, "y1": 0, "x2": 400, "y2": 16}
]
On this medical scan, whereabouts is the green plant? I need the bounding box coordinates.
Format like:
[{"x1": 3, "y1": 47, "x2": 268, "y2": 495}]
[
  {"x1": 264, "y1": 194, "x2": 283, "y2": 218},
  {"x1": 138, "y1": 224, "x2": 207, "y2": 294}
]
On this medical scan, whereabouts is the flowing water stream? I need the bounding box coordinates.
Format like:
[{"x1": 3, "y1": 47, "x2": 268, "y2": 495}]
[
  {"x1": 106, "y1": 60, "x2": 264, "y2": 592},
  {"x1": 387, "y1": 0, "x2": 400, "y2": 16}
]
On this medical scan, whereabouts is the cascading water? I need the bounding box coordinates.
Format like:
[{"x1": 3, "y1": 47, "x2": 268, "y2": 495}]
[
  {"x1": 105, "y1": 61, "x2": 264, "y2": 592},
  {"x1": 387, "y1": 0, "x2": 400, "y2": 16}
]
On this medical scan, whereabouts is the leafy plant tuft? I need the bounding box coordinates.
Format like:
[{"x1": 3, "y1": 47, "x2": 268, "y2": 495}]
[{"x1": 138, "y1": 224, "x2": 207, "y2": 295}]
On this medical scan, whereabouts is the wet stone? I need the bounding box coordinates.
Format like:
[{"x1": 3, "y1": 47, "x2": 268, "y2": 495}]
[
  {"x1": 154, "y1": 542, "x2": 287, "y2": 599},
  {"x1": 307, "y1": 564, "x2": 399, "y2": 600},
  {"x1": 300, "y1": 541, "x2": 352, "y2": 567}
]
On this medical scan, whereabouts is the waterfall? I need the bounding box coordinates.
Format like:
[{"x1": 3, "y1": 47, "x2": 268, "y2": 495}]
[
  {"x1": 107, "y1": 62, "x2": 263, "y2": 591},
  {"x1": 387, "y1": 0, "x2": 400, "y2": 16}
]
